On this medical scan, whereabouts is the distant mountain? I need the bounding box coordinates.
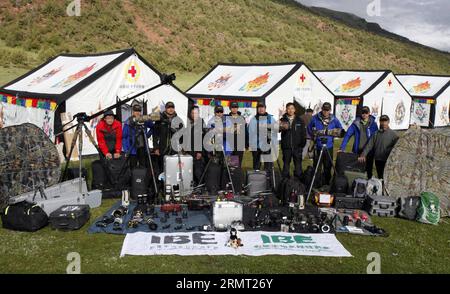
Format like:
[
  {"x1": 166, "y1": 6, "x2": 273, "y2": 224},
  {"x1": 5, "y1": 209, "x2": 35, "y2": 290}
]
[{"x1": 305, "y1": 5, "x2": 447, "y2": 53}]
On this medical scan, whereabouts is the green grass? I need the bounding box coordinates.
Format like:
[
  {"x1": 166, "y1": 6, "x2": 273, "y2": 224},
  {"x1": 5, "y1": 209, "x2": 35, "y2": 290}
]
[
  {"x1": 0, "y1": 0, "x2": 448, "y2": 74},
  {"x1": 0, "y1": 70, "x2": 449, "y2": 273},
  {"x1": 1, "y1": 139, "x2": 449, "y2": 273}
]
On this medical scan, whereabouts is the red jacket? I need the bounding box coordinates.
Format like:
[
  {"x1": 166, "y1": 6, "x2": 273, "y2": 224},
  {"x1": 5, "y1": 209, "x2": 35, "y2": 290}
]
[{"x1": 96, "y1": 119, "x2": 122, "y2": 155}]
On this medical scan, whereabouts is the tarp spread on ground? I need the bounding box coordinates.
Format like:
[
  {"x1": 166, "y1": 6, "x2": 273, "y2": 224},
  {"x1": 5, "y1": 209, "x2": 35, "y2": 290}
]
[
  {"x1": 120, "y1": 231, "x2": 352, "y2": 257},
  {"x1": 186, "y1": 63, "x2": 334, "y2": 123},
  {"x1": 384, "y1": 126, "x2": 450, "y2": 217},
  {"x1": 314, "y1": 70, "x2": 412, "y2": 131},
  {"x1": 0, "y1": 123, "x2": 61, "y2": 209},
  {"x1": 397, "y1": 74, "x2": 450, "y2": 127}
]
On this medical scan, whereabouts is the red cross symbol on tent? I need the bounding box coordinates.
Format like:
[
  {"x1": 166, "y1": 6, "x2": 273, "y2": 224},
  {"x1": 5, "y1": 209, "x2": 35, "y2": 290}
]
[
  {"x1": 128, "y1": 65, "x2": 137, "y2": 78},
  {"x1": 300, "y1": 73, "x2": 306, "y2": 83},
  {"x1": 388, "y1": 79, "x2": 392, "y2": 87}
]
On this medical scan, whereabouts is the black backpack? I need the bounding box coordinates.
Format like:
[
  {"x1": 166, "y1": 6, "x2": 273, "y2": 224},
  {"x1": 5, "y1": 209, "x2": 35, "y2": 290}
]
[
  {"x1": 351, "y1": 178, "x2": 368, "y2": 198},
  {"x1": 331, "y1": 174, "x2": 349, "y2": 194},
  {"x1": 302, "y1": 165, "x2": 321, "y2": 189},
  {"x1": 278, "y1": 177, "x2": 306, "y2": 205},
  {"x1": 398, "y1": 196, "x2": 421, "y2": 220},
  {"x1": 1, "y1": 202, "x2": 48, "y2": 232}
]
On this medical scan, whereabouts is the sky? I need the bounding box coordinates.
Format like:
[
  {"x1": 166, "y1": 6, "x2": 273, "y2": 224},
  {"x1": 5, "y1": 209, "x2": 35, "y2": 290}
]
[{"x1": 296, "y1": 0, "x2": 450, "y2": 52}]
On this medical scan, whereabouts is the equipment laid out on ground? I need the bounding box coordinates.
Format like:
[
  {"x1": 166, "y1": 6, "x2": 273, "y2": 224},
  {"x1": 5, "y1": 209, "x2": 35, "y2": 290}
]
[
  {"x1": 366, "y1": 194, "x2": 398, "y2": 217},
  {"x1": 164, "y1": 154, "x2": 193, "y2": 197},
  {"x1": 49, "y1": 205, "x2": 91, "y2": 231},
  {"x1": 335, "y1": 152, "x2": 366, "y2": 175},
  {"x1": 212, "y1": 200, "x2": 243, "y2": 229},
  {"x1": 1, "y1": 201, "x2": 48, "y2": 232},
  {"x1": 8, "y1": 178, "x2": 101, "y2": 216}
]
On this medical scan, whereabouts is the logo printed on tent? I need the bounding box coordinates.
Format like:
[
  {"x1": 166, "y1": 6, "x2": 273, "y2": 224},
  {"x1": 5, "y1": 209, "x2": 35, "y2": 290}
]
[
  {"x1": 208, "y1": 73, "x2": 232, "y2": 91},
  {"x1": 299, "y1": 73, "x2": 306, "y2": 83},
  {"x1": 52, "y1": 63, "x2": 96, "y2": 88},
  {"x1": 335, "y1": 77, "x2": 362, "y2": 93},
  {"x1": 125, "y1": 60, "x2": 141, "y2": 83},
  {"x1": 410, "y1": 81, "x2": 431, "y2": 94},
  {"x1": 28, "y1": 66, "x2": 63, "y2": 87},
  {"x1": 239, "y1": 72, "x2": 270, "y2": 92}
]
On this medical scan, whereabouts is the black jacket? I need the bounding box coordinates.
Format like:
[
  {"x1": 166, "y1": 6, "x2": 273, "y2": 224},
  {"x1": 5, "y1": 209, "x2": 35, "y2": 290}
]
[
  {"x1": 187, "y1": 117, "x2": 206, "y2": 156},
  {"x1": 153, "y1": 111, "x2": 184, "y2": 155},
  {"x1": 280, "y1": 114, "x2": 307, "y2": 150}
]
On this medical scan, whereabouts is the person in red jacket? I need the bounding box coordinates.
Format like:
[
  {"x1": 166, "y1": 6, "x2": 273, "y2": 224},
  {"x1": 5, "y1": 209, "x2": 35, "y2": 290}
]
[{"x1": 96, "y1": 110, "x2": 122, "y2": 159}]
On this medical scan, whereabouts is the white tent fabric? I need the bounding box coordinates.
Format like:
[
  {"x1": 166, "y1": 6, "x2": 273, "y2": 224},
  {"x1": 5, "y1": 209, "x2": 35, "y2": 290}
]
[
  {"x1": 315, "y1": 71, "x2": 386, "y2": 97},
  {"x1": 397, "y1": 74, "x2": 450, "y2": 127},
  {"x1": 0, "y1": 49, "x2": 190, "y2": 155},
  {"x1": 186, "y1": 63, "x2": 334, "y2": 123},
  {"x1": 314, "y1": 70, "x2": 412, "y2": 130}
]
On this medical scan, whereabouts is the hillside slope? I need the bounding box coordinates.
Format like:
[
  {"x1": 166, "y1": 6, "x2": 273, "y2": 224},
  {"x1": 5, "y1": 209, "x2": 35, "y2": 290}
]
[{"x1": 0, "y1": 0, "x2": 449, "y2": 77}]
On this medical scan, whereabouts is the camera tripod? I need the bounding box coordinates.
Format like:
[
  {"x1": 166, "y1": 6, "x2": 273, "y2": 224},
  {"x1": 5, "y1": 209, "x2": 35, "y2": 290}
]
[
  {"x1": 125, "y1": 121, "x2": 159, "y2": 196},
  {"x1": 306, "y1": 140, "x2": 337, "y2": 202},
  {"x1": 197, "y1": 143, "x2": 235, "y2": 195},
  {"x1": 56, "y1": 74, "x2": 176, "y2": 193}
]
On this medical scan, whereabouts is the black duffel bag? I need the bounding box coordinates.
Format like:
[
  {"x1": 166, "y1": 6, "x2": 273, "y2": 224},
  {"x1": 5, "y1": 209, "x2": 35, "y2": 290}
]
[{"x1": 1, "y1": 201, "x2": 48, "y2": 232}]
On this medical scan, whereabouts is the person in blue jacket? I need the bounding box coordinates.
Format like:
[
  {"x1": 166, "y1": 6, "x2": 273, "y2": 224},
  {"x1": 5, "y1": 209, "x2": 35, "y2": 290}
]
[
  {"x1": 122, "y1": 104, "x2": 154, "y2": 169},
  {"x1": 307, "y1": 102, "x2": 343, "y2": 185},
  {"x1": 338, "y1": 106, "x2": 378, "y2": 178}
]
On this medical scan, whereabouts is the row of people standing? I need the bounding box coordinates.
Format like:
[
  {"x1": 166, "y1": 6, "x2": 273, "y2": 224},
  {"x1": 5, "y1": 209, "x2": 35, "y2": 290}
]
[{"x1": 95, "y1": 100, "x2": 398, "y2": 187}]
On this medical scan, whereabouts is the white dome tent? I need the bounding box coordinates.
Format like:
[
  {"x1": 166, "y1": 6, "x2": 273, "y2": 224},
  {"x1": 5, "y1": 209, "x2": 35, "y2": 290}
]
[
  {"x1": 0, "y1": 48, "x2": 190, "y2": 155},
  {"x1": 396, "y1": 74, "x2": 450, "y2": 128},
  {"x1": 314, "y1": 70, "x2": 412, "y2": 131},
  {"x1": 186, "y1": 62, "x2": 334, "y2": 123}
]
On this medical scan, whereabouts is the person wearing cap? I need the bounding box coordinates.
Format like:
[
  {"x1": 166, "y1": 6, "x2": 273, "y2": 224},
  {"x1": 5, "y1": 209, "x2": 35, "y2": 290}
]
[
  {"x1": 96, "y1": 110, "x2": 122, "y2": 160},
  {"x1": 206, "y1": 105, "x2": 226, "y2": 159},
  {"x1": 224, "y1": 101, "x2": 247, "y2": 167},
  {"x1": 122, "y1": 104, "x2": 154, "y2": 168},
  {"x1": 359, "y1": 115, "x2": 399, "y2": 179},
  {"x1": 279, "y1": 102, "x2": 307, "y2": 178},
  {"x1": 248, "y1": 102, "x2": 276, "y2": 170},
  {"x1": 153, "y1": 101, "x2": 184, "y2": 162},
  {"x1": 307, "y1": 102, "x2": 343, "y2": 185},
  {"x1": 300, "y1": 108, "x2": 314, "y2": 160},
  {"x1": 339, "y1": 106, "x2": 378, "y2": 178}
]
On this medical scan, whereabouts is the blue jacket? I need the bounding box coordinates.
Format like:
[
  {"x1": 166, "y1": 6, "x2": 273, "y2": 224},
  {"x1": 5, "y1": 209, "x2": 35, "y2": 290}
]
[
  {"x1": 307, "y1": 112, "x2": 343, "y2": 149},
  {"x1": 340, "y1": 115, "x2": 378, "y2": 154},
  {"x1": 122, "y1": 118, "x2": 154, "y2": 155},
  {"x1": 248, "y1": 112, "x2": 276, "y2": 150}
]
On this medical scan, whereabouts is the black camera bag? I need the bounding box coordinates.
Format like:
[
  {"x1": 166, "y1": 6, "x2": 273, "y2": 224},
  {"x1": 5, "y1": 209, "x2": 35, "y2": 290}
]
[{"x1": 1, "y1": 201, "x2": 48, "y2": 232}]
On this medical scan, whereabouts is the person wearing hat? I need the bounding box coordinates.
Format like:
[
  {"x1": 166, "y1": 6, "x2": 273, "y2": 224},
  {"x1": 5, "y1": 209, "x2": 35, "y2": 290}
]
[
  {"x1": 248, "y1": 102, "x2": 276, "y2": 170},
  {"x1": 279, "y1": 102, "x2": 307, "y2": 178},
  {"x1": 307, "y1": 102, "x2": 343, "y2": 185},
  {"x1": 153, "y1": 101, "x2": 184, "y2": 166},
  {"x1": 300, "y1": 108, "x2": 314, "y2": 160},
  {"x1": 122, "y1": 104, "x2": 154, "y2": 168},
  {"x1": 95, "y1": 110, "x2": 122, "y2": 160},
  {"x1": 359, "y1": 115, "x2": 399, "y2": 179},
  {"x1": 206, "y1": 105, "x2": 226, "y2": 158},
  {"x1": 224, "y1": 101, "x2": 247, "y2": 167},
  {"x1": 339, "y1": 106, "x2": 378, "y2": 178}
]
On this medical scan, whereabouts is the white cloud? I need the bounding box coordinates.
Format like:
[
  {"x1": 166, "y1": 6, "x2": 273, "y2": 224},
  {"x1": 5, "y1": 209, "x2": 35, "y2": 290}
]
[{"x1": 296, "y1": 0, "x2": 450, "y2": 51}]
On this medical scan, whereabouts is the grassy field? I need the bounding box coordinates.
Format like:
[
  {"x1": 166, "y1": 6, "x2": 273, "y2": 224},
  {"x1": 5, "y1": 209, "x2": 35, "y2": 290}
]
[
  {"x1": 0, "y1": 69, "x2": 450, "y2": 274},
  {"x1": 0, "y1": 137, "x2": 449, "y2": 274}
]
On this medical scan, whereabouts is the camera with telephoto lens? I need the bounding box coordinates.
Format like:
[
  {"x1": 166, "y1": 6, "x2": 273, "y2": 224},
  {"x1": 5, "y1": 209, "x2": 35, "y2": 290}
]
[
  {"x1": 146, "y1": 218, "x2": 158, "y2": 231},
  {"x1": 112, "y1": 206, "x2": 128, "y2": 218},
  {"x1": 313, "y1": 127, "x2": 345, "y2": 138},
  {"x1": 131, "y1": 115, "x2": 159, "y2": 125}
]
